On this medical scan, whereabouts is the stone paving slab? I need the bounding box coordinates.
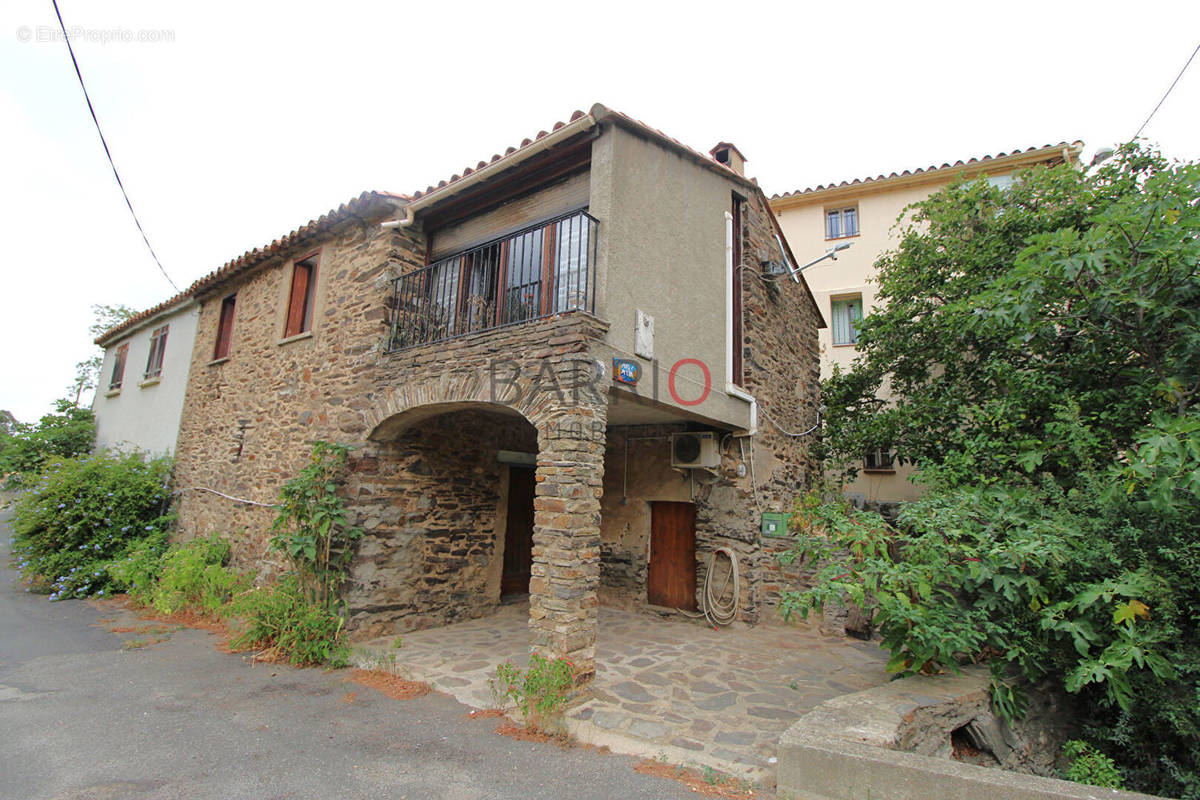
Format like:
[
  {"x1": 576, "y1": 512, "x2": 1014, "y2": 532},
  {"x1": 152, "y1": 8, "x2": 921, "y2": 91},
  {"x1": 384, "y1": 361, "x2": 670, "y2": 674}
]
[{"x1": 355, "y1": 603, "x2": 890, "y2": 781}]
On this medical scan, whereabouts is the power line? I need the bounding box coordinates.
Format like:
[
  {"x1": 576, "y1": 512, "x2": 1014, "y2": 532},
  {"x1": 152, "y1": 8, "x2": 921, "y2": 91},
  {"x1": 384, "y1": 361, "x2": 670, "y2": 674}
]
[
  {"x1": 1133, "y1": 40, "x2": 1200, "y2": 141},
  {"x1": 50, "y1": 0, "x2": 179, "y2": 292}
]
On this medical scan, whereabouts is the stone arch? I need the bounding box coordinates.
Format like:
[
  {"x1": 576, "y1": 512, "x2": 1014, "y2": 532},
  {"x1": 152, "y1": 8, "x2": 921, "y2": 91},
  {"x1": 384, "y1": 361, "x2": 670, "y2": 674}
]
[
  {"x1": 363, "y1": 370, "x2": 556, "y2": 442},
  {"x1": 356, "y1": 366, "x2": 611, "y2": 687}
]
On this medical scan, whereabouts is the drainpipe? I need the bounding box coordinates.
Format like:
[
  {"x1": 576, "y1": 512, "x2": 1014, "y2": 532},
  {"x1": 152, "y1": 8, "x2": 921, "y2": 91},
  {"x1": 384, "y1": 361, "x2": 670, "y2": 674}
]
[{"x1": 380, "y1": 112, "x2": 599, "y2": 230}]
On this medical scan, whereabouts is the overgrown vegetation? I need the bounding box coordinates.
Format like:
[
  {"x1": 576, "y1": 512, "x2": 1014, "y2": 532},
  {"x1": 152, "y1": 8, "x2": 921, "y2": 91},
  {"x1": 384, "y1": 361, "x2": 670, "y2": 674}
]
[
  {"x1": 1062, "y1": 739, "x2": 1125, "y2": 789},
  {"x1": 10, "y1": 451, "x2": 172, "y2": 599},
  {"x1": 491, "y1": 654, "x2": 575, "y2": 732},
  {"x1": 791, "y1": 144, "x2": 1200, "y2": 798},
  {"x1": 13, "y1": 441, "x2": 361, "y2": 670},
  {"x1": 270, "y1": 441, "x2": 362, "y2": 609},
  {"x1": 109, "y1": 535, "x2": 247, "y2": 615},
  {"x1": 0, "y1": 402, "x2": 96, "y2": 486},
  {"x1": 229, "y1": 576, "x2": 351, "y2": 667}
]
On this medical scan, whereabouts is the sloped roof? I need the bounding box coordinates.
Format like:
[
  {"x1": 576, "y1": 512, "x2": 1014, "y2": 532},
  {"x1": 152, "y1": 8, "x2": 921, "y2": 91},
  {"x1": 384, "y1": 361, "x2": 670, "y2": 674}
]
[
  {"x1": 94, "y1": 291, "x2": 192, "y2": 346},
  {"x1": 98, "y1": 106, "x2": 821, "y2": 343},
  {"x1": 770, "y1": 141, "x2": 1085, "y2": 203}
]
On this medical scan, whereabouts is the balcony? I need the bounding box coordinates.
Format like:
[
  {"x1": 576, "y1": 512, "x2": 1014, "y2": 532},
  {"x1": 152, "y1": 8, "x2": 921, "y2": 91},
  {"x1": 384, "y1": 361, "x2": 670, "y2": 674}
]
[{"x1": 388, "y1": 210, "x2": 598, "y2": 351}]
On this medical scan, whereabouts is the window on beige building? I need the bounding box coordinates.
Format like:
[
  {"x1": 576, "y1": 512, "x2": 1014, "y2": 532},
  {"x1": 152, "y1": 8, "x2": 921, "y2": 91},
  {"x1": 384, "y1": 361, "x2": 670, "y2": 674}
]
[
  {"x1": 109, "y1": 343, "x2": 129, "y2": 390},
  {"x1": 825, "y1": 206, "x2": 858, "y2": 239},
  {"x1": 144, "y1": 325, "x2": 168, "y2": 379},
  {"x1": 864, "y1": 445, "x2": 895, "y2": 472},
  {"x1": 831, "y1": 295, "x2": 862, "y2": 345}
]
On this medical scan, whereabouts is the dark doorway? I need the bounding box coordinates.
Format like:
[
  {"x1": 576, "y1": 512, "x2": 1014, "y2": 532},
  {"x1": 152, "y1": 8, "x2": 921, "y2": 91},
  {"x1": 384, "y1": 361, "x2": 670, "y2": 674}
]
[
  {"x1": 648, "y1": 501, "x2": 697, "y2": 610},
  {"x1": 501, "y1": 466, "x2": 536, "y2": 596}
]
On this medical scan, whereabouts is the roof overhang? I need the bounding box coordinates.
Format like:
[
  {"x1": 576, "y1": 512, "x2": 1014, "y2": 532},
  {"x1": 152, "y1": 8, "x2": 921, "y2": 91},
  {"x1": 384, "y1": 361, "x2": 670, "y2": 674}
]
[{"x1": 770, "y1": 141, "x2": 1085, "y2": 210}]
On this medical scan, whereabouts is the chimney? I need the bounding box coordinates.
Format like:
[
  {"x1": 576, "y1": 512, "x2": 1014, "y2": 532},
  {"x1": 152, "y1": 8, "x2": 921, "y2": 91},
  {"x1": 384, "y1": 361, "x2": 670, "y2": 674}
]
[{"x1": 710, "y1": 142, "x2": 747, "y2": 176}]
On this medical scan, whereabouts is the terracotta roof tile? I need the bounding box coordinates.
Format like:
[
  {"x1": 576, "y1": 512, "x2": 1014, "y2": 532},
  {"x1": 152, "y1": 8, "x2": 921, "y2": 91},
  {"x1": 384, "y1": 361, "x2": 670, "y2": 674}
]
[
  {"x1": 95, "y1": 190, "x2": 408, "y2": 345},
  {"x1": 770, "y1": 141, "x2": 1084, "y2": 201},
  {"x1": 93, "y1": 291, "x2": 192, "y2": 346},
  {"x1": 97, "y1": 105, "x2": 791, "y2": 348}
]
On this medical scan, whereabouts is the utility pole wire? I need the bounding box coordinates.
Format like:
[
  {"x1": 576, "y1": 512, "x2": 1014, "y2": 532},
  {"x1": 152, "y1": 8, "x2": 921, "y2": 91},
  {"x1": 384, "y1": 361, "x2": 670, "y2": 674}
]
[
  {"x1": 1133, "y1": 41, "x2": 1200, "y2": 141},
  {"x1": 50, "y1": 0, "x2": 180, "y2": 292}
]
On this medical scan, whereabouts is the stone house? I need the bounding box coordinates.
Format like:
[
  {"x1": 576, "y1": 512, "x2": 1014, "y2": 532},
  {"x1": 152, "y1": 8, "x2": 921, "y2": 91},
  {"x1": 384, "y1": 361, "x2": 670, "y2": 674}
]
[
  {"x1": 168, "y1": 104, "x2": 824, "y2": 683},
  {"x1": 92, "y1": 295, "x2": 199, "y2": 455}
]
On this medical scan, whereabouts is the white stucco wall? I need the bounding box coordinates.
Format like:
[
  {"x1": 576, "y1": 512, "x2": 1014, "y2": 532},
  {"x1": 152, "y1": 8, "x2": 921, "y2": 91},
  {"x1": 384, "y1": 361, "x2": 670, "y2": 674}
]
[{"x1": 92, "y1": 302, "x2": 200, "y2": 456}]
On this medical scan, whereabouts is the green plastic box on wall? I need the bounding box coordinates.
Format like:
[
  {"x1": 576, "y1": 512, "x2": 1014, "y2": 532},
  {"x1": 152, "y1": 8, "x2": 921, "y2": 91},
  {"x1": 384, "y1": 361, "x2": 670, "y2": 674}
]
[{"x1": 760, "y1": 511, "x2": 792, "y2": 537}]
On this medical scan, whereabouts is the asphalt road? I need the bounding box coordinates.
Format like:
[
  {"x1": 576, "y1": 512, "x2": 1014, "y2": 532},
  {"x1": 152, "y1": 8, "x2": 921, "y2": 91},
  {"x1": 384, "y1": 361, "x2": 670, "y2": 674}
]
[{"x1": 0, "y1": 506, "x2": 698, "y2": 800}]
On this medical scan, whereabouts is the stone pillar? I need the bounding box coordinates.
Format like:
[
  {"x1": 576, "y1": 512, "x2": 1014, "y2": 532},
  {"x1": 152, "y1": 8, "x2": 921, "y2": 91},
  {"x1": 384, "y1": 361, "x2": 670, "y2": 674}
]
[{"x1": 528, "y1": 401, "x2": 607, "y2": 687}]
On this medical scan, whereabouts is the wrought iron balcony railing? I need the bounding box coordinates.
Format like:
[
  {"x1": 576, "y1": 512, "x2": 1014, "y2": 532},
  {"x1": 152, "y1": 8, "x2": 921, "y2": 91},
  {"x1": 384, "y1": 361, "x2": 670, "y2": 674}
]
[{"x1": 388, "y1": 210, "x2": 598, "y2": 351}]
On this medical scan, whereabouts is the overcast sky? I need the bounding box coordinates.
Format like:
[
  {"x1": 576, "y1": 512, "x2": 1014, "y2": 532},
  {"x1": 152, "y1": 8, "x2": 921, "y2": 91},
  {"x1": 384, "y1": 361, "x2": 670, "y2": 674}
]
[{"x1": 2, "y1": 0, "x2": 1197, "y2": 422}]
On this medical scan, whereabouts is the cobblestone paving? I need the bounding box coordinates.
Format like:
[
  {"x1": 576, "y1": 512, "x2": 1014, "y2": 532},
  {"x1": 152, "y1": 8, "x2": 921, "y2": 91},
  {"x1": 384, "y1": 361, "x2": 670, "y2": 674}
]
[{"x1": 356, "y1": 603, "x2": 889, "y2": 780}]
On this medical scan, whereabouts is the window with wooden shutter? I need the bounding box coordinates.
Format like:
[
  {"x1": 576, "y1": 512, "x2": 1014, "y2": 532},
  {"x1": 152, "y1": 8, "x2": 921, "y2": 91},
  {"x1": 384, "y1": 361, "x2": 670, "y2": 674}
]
[
  {"x1": 284, "y1": 254, "x2": 318, "y2": 338},
  {"x1": 213, "y1": 294, "x2": 237, "y2": 360},
  {"x1": 144, "y1": 325, "x2": 168, "y2": 379},
  {"x1": 109, "y1": 344, "x2": 129, "y2": 390}
]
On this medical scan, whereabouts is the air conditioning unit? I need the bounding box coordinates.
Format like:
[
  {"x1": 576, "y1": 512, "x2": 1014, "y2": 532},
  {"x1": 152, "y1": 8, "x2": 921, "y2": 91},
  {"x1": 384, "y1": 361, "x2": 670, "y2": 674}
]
[{"x1": 671, "y1": 432, "x2": 720, "y2": 469}]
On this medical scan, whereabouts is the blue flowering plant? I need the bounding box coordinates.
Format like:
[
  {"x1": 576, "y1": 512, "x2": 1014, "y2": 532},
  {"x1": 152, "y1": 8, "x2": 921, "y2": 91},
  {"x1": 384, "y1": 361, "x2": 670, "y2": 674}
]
[{"x1": 10, "y1": 452, "x2": 173, "y2": 600}]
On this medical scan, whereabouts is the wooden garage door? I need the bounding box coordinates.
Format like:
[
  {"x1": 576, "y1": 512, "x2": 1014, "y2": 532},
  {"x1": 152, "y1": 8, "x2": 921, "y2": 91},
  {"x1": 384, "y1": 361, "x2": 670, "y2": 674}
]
[{"x1": 648, "y1": 501, "x2": 697, "y2": 611}]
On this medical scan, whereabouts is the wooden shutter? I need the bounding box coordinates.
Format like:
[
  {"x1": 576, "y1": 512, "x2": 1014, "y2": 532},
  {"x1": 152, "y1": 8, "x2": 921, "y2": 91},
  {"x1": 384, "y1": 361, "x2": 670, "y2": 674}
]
[
  {"x1": 285, "y1": 257, "x2": 315, "y2": 338},
  {"x1": 214, "y1": 295, "x2": 236, "y2": 359},
  {"x1": 110, "y1": 344, "x2": 129, "y2": 389}
]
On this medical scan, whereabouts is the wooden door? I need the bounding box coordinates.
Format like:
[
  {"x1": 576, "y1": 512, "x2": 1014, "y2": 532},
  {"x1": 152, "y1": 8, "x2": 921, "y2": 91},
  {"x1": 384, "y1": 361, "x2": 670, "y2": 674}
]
[
  {"x1": 501, "y1": 466, "x2": 536, "y2": 596},
  {"x1": 648, "y1": 501, "x2": 697, "y2": 610}
]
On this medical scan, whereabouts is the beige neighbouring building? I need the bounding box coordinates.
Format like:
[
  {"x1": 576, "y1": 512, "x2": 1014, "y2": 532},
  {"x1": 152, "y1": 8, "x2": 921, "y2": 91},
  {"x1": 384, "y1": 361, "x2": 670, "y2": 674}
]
[{"x1": 770, "y1": 141, "x2": 1084, "y2": 508}]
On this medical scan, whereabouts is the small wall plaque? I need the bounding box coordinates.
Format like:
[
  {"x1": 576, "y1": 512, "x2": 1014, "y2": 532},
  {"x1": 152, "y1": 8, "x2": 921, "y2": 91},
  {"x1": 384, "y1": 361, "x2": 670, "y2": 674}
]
[{"x1": 613, "y1": 358, "x2": 641, "y2": 386}]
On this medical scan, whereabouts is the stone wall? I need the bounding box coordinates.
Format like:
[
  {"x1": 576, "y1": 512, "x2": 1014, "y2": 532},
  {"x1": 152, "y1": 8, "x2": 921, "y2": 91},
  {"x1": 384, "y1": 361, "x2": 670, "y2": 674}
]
[
  {"x1": 598, "y1": 424, "x2": 690, "y2": 608},
  {"x1": 343, "y1": 409, "x2": 537, "y2": 639},
  {"x1": 692, "y1": 191, "x2": 824, "y2": 623},
  {"x1": 593, "y1": 192, "x2": 823, "y2": 624}
]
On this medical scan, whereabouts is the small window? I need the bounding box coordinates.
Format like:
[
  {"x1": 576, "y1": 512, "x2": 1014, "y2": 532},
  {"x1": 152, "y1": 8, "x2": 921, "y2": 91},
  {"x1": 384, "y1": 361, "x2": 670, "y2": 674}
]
[
  {"x1": 144, "y1": 325, "x2": 169, "y2": 379},
  {"x1": 831, "y1": 295, "x2": 863, "y2": 345},
  {"x1": 284, "y1": 254, "x2": 318, "y2": 338},
  {"x1": 213, "y1": 294, "x2": 237, "y2": 360},
  {"x1": 826, "y1": 206, "x2": 859, "y2": 239},
  {"x1": 109, "y1": 344, "x2": 129, "y2": 390},
  {"x1": 986, "y1": 174, "x2": 1015, "y2": 191},
  {"x1": 865, "y1": 446, "x2": 895, "y2": 472}
]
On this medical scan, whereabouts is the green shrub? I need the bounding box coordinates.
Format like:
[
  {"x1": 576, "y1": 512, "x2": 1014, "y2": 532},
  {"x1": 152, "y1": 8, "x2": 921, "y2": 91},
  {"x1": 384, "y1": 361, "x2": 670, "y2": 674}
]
[
  {"x1": 229, "y1": 575, "x2": 350, "y2": 667},
  {"x1": 270, "y1": 440, "x2": 362, "y2": 609},
  {"x1": 150, "y1": 536, "x2": 247, "y2": 615},
  {"x1": 491, "y1": 653, "x2": 575, "y2": 731},
  {"x1": 1063, "y1": 740, "x2": 1124, "y2": 789},
  {"x1": 11, "y1": 452, "x2": 173, "y2": 600},
  {"x1": 104, "y1": 533, "x2": 170, "y2": 604},
  {"x1": 0, "y1": 402, "x2": 96, "y2": 485}
]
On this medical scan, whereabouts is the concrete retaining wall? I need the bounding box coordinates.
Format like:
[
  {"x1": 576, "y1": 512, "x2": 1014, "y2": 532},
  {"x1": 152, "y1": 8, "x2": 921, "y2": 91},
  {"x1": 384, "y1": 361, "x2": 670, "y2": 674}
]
[{"x1": 777, "y1": 668, "x2": 1168, "y2": 800}]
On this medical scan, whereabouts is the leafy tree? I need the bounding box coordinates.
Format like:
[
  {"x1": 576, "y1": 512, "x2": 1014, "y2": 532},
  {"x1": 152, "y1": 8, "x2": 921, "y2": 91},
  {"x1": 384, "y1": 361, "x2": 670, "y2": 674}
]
[
  {"x1": 0, "y1": 400, "x2": 96, "y2": 483},
  {"x1": 68, "y1": 304, "x2": 138, "y2": 407},
  {"x1": 792, "y1": 144, "x2": 1200, "y2": 798}
]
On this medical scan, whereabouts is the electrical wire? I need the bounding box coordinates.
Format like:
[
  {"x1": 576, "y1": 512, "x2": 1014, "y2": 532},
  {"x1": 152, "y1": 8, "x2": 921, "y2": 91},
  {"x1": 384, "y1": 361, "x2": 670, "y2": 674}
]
[
  {"x1": 50, "y1": 0, "x2": 179, "y2": 292},
  {"x1": 1133, "y1": 41, "x2": 1200, "y2": 141},
  {"x1": 759, "y1": 405, "x2": 821, "y2": 438},
  {"x1": 176, "y1": 486, "x2": 280, "y2": 508}
]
